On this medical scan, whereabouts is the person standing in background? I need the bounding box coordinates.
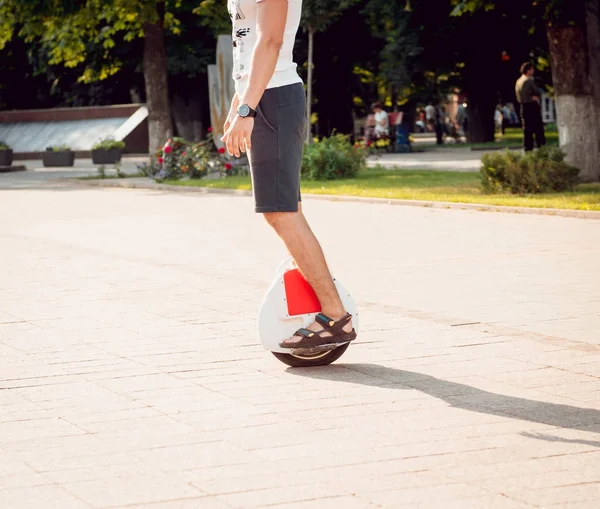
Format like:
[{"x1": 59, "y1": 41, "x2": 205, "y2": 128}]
[
  {"x1": 495, "y1": 105, "x2": 503, "y2": 135},
  {"x1": 425, "y1": 102, "x2": 436, "y2": 132},
  {"x1": 501, "y1": 103, "x2": 511, "y2": 134},
  {"x1": 456, "y1": 102, "x2": 468, "y2": 138},
  {"x1": 515, "y1": 62, "x2": 546, "y2": 151}
]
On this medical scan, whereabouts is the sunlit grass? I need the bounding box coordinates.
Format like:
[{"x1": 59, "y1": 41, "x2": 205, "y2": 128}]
[{"x1": 168, "y1": 168, "x2": 600, "y2": 211}]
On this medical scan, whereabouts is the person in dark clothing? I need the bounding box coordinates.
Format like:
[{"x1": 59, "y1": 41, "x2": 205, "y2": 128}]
[
  {"x1": 435, "y1": 106, "x2": 446, "y2": 145},
  {"x1": 515, "y1": 62, "x2": 546, "y2": 151}
]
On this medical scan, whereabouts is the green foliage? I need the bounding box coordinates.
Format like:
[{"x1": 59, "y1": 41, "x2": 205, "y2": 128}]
[
  {"x1": 46, "y1": 145, "x2": 71, "y2": 151},
  {"x1": 92, "y1": 137, "x2": 125, "y2": 150},
  {"x1": 362, "y1": 0, "x2": 421, "y2": 90},
  {"x1": 301, "y1": 0, "x2": 360, "y2": 32},
  {"x1": 480, "y1": 147, "x2": 580, "y2": 194},
  {"x1": 193, "y1": 0, "x2": 230, "y2": 36},
  {"x1": 450, "y1": 0, "x2": 578, "y2": 24},
  {"x1": 301, "y1": 134, "x2": 366, "y2": 180},
  {"x1": 0, "y1": 0, "x2": 184, "y2": 84},
  {"x1": 0, "y1": 141, "x2": 11, "y2": 150}
]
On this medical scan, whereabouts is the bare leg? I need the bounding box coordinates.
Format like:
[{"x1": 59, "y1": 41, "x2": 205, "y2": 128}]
[{"x1": 263, "y1": 205, "x2": 353, "y2": 342}]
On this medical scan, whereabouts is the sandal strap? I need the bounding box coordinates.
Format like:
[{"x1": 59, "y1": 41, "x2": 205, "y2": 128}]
[
  {"x1": 315, "y1": 312, "x2": 352, "y2": 334},
  {"x1": 294, "y1": 328, "x2": 317, "y2": 338},
  {"x1": 315, "y1": 313, "x2": 336, "y2": 328}
]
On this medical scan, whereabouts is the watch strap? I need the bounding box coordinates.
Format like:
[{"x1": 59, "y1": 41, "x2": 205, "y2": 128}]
[{"x1": 238, "y1": 104, "x2": 257, "y2": 118}]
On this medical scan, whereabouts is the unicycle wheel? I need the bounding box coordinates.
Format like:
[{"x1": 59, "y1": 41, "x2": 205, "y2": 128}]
[{"x1": 271, "y1": 343, "x2": 350, "y2": 368}]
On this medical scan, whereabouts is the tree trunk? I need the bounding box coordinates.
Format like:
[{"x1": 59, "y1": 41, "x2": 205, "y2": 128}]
[
  {"x1": 465, "y1": 93, "x2": 496, "y2": 143},
  {"x1": 585, "y1": 0, "x2": 600, "y2": 176},
  {"x1": 463, "y1": 61, "x2": 497, "y2": 143},
  {"x1": 547, "y1": 20, "x2": 600, "y2": 181},
  {"x1": 143, "y1": 1, "x2": 173, "y2": 156},
  {"x1": 305, "y1": 27, "x2": 315, "y2": 144},
  {"x1": 171, "y1": 94, "x2": 194, "y2": 141},
  {"x1": 169, "y1": 76, "x2": 207, "y2": 142},
  {"x1": 390, "y1": 84, "x2": 398, "y2": 111},
  {"x1": 313, "y1": 28, "x2": 354, "y2": 138}
]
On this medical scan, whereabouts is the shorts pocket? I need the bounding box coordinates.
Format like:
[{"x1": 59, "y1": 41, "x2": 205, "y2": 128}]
[
  {"x1": 278, "y1": 99, "x2": 307, "y2": 138},
  {"x1": 257, "y1": 97, "x2": 278, "y2": 132}
]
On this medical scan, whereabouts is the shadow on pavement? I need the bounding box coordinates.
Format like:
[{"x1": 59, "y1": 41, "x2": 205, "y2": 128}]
[{"x1": 287, "y1": 363, "x2": 600, "y2": 448}]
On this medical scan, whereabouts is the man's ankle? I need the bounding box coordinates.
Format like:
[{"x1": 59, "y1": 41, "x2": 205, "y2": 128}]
[{"x1": 321, "y1": 308, "x2": 348, "y2": 321}]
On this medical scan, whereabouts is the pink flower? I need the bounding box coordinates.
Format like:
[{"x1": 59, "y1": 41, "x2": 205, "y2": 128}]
[
  {"x1": 225, "y1": 163, "x2": 232, "y2": 171},
  {"x1": 218, "y1": 147, "x2": 226, "y2": 154},
  {"x1": 208, "y1": 127, "x2": 213, "y2": 133},
  {"x1": 164, "y1": 146, "x2": 173, "y2": 154},
  {"x1": 182, "y1": 152, "x2": 187, "y2": 157},
  {"x1": 158, "y1": 157, "x2": 164, "y2": 164}
]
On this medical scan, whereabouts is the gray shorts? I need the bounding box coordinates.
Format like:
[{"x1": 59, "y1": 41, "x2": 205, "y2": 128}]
[{"x1": 249, "y1": 83, "x2": 306, "y2": 213}]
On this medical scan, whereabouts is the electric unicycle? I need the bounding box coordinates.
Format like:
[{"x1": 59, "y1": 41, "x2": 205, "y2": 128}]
[{"x1": 257, "y1": 257, "x2": 359, "y2": 367}]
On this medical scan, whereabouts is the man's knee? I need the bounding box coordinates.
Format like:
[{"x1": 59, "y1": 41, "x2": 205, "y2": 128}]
[{"x1": 263, "y1": 211, "x2": 299, "y2": 231}]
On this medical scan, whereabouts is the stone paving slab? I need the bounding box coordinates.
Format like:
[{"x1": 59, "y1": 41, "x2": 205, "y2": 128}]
[{"x1": 0, "y1": 183, "x2": 599, "y2": 508}]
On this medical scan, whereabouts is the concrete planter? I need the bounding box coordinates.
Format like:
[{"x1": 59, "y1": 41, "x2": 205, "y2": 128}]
[
  {"x1": 92, "y1": 148, "x2": 123, "y2": 165},
  {"x1": 42, "y1": 150, "x2": 75, "y2": 167},
  {"x1": 0, "y1": 149, "x2": 13, "y2": 166}
]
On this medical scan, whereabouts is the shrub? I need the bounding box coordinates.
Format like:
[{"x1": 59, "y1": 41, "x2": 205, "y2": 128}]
[
  {"x1": 92, "y1": 137, "x2": 126, "y2": 151},
  {"x1": 354, "y1": 137, "x2": 390, "y2": 155},
  {"x1": 302, "y1": 134, "x2": 366, "y2": 180},
  {"x1": 149, "y1": 130, "x2": 245, "y2": 182},
  {"x1": 46, "y1": 145, "x2": 71, "y2": 151},
  {"x1": 480, "y1": 147, "x2": 580, "y2": 194},
  {"x1": 0, "y1": 140, "x2": 11, "y2": 150}
]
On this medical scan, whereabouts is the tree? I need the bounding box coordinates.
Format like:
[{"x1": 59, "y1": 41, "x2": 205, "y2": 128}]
[
  {"x1": 373, "y1": 0, "x2": 549, "y2": 143},
  {"x1": 304, "y1": 3, "x2": 387, "y2": 138},
  {"x1": 452, "y1": 0, "x2": 600, "y2": 180},
  {"x1": 586, "y1": 0, "x2": 600, "y2": 164},
  {"x1": 0, "y1": 0, "x2": 179, "y2": 154},
  {"x1": 301, "y1": 0, "x2": 360, "y2": 143},
  {"x1": 546, "y1": 0, "x2": 600, "y2": 181}
]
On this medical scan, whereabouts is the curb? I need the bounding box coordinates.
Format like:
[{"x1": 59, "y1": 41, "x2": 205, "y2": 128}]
[
  {"x1": 0, "y1": 165, "x2": 27, "y2": 173},
  {"x1": 66, "y1": 178, "x2": 600, "y2": 220}
]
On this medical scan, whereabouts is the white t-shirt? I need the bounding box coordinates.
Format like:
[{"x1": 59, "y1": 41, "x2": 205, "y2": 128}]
[
  {"x1": 425, "y1": 105, "x2": 435, "y2": 120},
  {"x1": 374, "y1": 110, "x2": 389, "y2": 135},
  {"x1": 228, "y1": 0, "x2": 303, "y2": 97}
]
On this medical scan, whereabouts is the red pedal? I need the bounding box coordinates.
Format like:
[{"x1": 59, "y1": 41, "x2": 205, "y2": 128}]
[{"x1": 283, "y1": 269, "x2": 322, "y2": 316}]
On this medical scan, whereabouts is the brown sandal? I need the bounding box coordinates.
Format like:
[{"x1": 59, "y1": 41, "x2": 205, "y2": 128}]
[{"x1": 279, "y1": 312, "x2": 357, "y2": 352}]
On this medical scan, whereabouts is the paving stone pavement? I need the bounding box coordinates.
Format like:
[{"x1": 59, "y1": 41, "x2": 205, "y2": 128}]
[{"x1": 1, "y1": 176, "x2": 600, "y2": 509}]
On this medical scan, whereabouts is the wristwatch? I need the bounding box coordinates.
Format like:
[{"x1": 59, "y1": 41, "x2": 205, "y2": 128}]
[{"x1": 237, "y1": 103, "x2": 257, "y2": 118}]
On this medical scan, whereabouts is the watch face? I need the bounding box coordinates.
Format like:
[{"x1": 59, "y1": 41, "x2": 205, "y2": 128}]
[{"x1": 238, "y1": 104, "x2": 250, "y2": 117}]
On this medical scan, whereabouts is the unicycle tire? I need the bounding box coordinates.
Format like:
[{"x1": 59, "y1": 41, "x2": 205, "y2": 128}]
[{"x1": 271, "y1": 343, "x2": 350, "y2": 368}]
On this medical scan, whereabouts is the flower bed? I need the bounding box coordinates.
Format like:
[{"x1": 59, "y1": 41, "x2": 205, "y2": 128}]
[{"x1": 139, "y1": 129, "x2": 248, "y2": 181}]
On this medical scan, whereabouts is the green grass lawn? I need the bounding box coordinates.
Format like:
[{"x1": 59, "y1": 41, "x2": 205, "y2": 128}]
[
  {"x1": 428, "y1": 126, "x2": 559, "y2": 151},
  {"x1": 168, "y1": 168, "x2": 600, "y2": 211},
  {"x1": 77, "y1": 173, "x2": 144, "y2": 180}
]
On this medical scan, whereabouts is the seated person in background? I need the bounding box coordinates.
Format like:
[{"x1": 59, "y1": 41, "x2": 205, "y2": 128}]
[
  {"x1": 372, "y1": 102, "x2": 389, "y2": 138},
  {"x1": 364, "y1": 113, "x2": 376, "y2": 142}
]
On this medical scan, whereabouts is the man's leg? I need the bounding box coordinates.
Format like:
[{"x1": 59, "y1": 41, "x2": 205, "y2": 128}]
[
  {"x1": 263, "y1": 205, "x2": 353, "y2": 341},
  {"x1": 522, "y1": 105, "x2": 534, "y2": 152}
]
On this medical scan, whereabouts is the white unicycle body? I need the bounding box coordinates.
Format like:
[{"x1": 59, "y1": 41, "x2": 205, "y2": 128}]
[{"x1": 257, "y1": 257, "x2": 359, "y2": 367}]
